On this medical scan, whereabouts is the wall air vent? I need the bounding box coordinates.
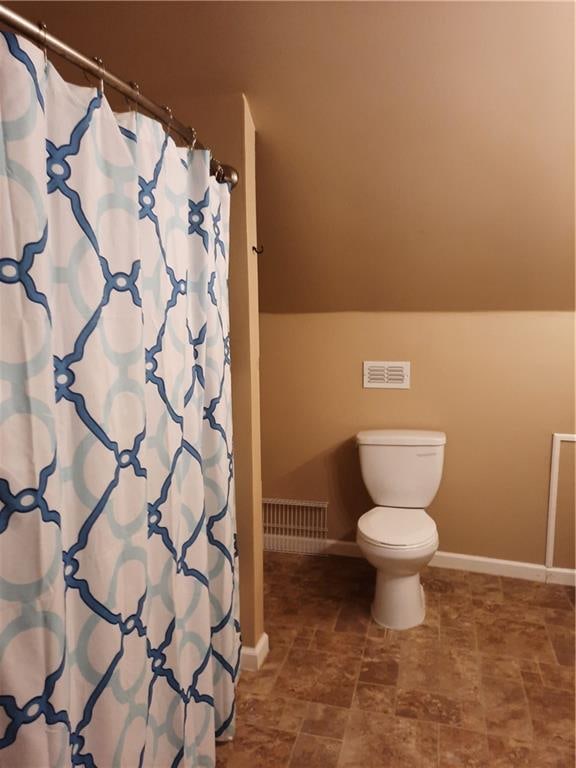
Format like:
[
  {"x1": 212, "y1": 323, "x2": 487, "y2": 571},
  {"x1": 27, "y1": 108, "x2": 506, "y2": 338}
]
[
  {"x1": 363, "y1": 361, "x2": 411, "y2": 389},
  {"x1": 263, "y1": 498, "x2": 328, "y2": 555}
]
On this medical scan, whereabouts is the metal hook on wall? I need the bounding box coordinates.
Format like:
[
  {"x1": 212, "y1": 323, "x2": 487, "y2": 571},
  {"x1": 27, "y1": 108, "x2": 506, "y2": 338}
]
[{"x1": 252, "y1": 245, "x2": 264, "y2": 255}]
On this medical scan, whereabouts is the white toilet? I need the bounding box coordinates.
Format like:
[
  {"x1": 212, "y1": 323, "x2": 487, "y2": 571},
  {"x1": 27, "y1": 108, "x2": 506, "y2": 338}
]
[{"x1": 356, "y1": 429, "x2": 446, "y2": 630}]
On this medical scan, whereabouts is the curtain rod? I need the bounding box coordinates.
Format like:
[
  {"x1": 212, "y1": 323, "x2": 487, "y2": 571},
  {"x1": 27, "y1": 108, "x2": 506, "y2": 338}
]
[{"x1": 0, "y1": 3, "x2": 239, "y2": 189}]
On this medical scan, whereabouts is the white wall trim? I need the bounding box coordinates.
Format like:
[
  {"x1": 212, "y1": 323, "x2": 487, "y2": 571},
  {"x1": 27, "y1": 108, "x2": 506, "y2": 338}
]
[
  {"x1": 545, "y1": 432, "x2": 576, "y2": 569},
  {"x1": 240, "y1": 632, "x2": 269, "y2": 672},
  {"x1": 265, "y1": 537, "x2": 575, "y2": 585},
  {"x1": 323, "y1": 539, "x2": 363, "y2": 558},
  {"x1": 546, "y1": 568, "x2": 576, "y2": 587},
  {"x1": 430, "y1": 550, "x2": 549, "y2": 582}
]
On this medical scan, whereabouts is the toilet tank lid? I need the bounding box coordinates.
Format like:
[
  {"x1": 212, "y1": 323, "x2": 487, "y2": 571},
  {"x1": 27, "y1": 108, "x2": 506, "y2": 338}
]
[{"x1": 357, "y1": 429, "x2": 446, "y2": 446}]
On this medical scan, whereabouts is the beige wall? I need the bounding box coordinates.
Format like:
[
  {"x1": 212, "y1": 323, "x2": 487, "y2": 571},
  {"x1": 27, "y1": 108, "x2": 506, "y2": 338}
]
[
  {"x1": 260, "y1": 311, "x2": 575, "y2": 565},
  {"x1": 9, "y1": 2, "x2": 573, "y2": 317}
]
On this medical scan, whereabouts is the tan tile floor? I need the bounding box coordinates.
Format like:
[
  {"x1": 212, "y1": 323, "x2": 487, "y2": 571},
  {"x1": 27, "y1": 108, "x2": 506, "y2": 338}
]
[{"x1": 216, "y1": 553, "x2": 575, "y2": 767}]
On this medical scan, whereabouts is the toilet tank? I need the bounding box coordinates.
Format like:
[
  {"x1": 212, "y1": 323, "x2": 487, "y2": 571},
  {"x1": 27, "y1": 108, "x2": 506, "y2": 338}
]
[{"x1": 357, "y1": 430, "x2": 446, "y2": 508}]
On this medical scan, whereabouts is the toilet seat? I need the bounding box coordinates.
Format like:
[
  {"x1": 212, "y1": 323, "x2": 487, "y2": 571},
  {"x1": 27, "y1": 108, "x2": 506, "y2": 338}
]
[{"x1": 357, "y1": 506, "x2": 437, "y2": 549}]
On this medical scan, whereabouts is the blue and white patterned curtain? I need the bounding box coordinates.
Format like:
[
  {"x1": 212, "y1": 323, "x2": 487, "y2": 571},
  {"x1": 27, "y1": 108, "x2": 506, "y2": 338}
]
[{"x1": 0, "y1": 33, "x2": 240, "y2": 768}]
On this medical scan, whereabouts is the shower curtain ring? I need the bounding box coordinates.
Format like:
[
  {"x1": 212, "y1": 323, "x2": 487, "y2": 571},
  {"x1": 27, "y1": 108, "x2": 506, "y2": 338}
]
[
  {"x1": 162, "y1": 106, "x2": 173, "y2": 138},
  {"x1": 93, "y1": 56, "x2": 104, "y2": 96},
  {"x1": 38, "y1": 22, "x2": 48, "y2": 69},
  {"x1": 188, "y1": 126, "x2": 197, "y2": 151},
  {"x1": 128, "y1": 81, "x2": 140, "y2": 113}
]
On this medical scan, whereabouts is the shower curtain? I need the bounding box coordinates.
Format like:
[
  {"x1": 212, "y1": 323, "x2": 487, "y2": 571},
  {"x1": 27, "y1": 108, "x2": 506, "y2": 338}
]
[{"x1": 0, "y1": 33, "x2": 240, "y2": 768}]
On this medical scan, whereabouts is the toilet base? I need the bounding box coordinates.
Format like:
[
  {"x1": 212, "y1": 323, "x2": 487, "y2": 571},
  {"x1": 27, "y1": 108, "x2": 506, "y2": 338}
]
[{"x1": 371, "y1": 572, "x2": 426, "y2": 630}]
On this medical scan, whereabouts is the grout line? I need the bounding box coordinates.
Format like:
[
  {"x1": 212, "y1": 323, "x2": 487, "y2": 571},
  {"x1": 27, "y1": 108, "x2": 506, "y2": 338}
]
[{"x1": 542, "y1": 621, "x2": 562, "y2": 668}]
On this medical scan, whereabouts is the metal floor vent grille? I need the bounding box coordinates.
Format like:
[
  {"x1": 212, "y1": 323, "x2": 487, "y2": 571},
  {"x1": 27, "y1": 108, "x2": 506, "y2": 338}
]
[{"x1": 263, "y1": 498, "x2": 328, "y2": 554}]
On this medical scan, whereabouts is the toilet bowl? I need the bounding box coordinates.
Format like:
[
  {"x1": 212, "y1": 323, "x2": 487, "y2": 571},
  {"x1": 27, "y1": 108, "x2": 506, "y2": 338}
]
[
  {"x1": 356, "y1": 430, "x2": 446, "y2": 630},
  {"x1": 357, "y1": 506, "x2": 439, "y2": 629}
]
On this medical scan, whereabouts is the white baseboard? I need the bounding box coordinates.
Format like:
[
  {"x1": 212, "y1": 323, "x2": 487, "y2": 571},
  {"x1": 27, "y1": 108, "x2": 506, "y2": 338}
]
[
  {"x1": 429, "y1": 550, "x2": 547, "y2": 582},
  {"x1": 265, "y1": 538, "x2": 575, "y2": 586},
  {"x1": 545, "y1": 567, "x2": 576, "y2": 587},
  {"x1": 323, "y1": 539, "x2": 362, "y2": 558},
  {"x1": 431, "y1": 551, "x2": 576, "y2": 585},
  {"x1": 240, "y1": 632, "x2": 269, "y2": 672}
]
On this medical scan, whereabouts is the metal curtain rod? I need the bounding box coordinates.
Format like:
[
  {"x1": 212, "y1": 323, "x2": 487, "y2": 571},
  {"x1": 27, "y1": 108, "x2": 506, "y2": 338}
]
[{"x1": 0, "y1": 3, "x2": 239, "y2": 188}]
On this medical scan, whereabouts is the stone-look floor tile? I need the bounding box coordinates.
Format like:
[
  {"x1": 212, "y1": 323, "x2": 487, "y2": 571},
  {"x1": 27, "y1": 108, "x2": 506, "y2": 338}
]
[
  {"x1": 438, "y1": 726, "x2": 489, "y2": 768},
  {"x1": 289, "y1": 733, "x2": 342, "y2": 768},
  {"x1": 301, "y1": 702, "x2": 349, "y2": 740},
  {"x1": 423, "y1": 574, "x2": 471, "y2": 601},
  {"x1": 398, "y1": 643, "x2": 481, "y2": 699},
  {"x1": 467, "y1": 572, "x2": 504, "y2": 602},
  {"x1": 538, "y1": 662, "x2": 575, "y2": 691},
  {"x1": 265, "y1": 598, "x2": 304, "y2": 626},
  {"x1": 421, "y1": 602, "x2": 442, "y2": 625},
  {"x1": 359, "y1": 655, "x2": 400, "y2": 686},
  {"x1": 236, "y1": 692, "x2": 308, "y2": 733},
  {"x1": 544, "y1": 607, "x2": 576, "y2": 628},
  {"x1": 396, "y1": 688, "x2": 461, "y2": 726},
  {"x1": 254, "y1": 554, "x2": 574, "y2": 768},
  {"x1": 272, "y1": 648, "x2": 322, "y2": 700},
  {"x1": 424, "y1": 566, "x2": 469, "y2": 583},
  {"x1": 241, "y1": 691, "x2": 310, "y2": 730},
  {"x1": 310, "y1": 629, "x2": 366, "y2": 657},
  {"x1": 475, "y1": 617, "x2": 556, "y2": 663},
  {"x1": 458, "y1": 696, "x2": 487, "y2": 733},
  {"x1": 487, "y1": 735, "x2": 576, "y2": 767},
  {"x1": 266, "y1": 594, "x2": 342, "y2": 630},
  {"x1": 311, "y1": 657, "x2": 363, "y2": 708},
  {"x1": 299, "y1": 599, "x2": 343, "y2": 630},
  {"x1": 237, "y1": 643, "x2": 290, "y2": 695},
  {"x1": 472, "y1": 598, "x2": 546, "y2": 626},
  {"x1": 481, "y1": 675, "x2": 533, "y2": 741},
  {"x1": 517, "y1": 658, "x2": 543, "y2": 687},
  {"x1": 500, "y1": 578, "x2": 574, "y2": 610},
  {"x1": 266, "y1": 623, "x2": 308, "y2": 648},
  {"x1": 439, "y1": 598, "x2": 476, "y2": 629},
  {"x1": 338, "y1": 710, "x2": 438, "y2": 768},
  {"x1": 373, "y1": 620, "x2": 440, "y2": 653},
  {"x1": 479, "y1": 655, "x2": 523, "y2": 682},
  {"x1": 363, "y1": 635, "x2": 398, "y2": 660},
  {"x1": 546, "y1": 624, "x2": 575, "y2": 667},
  {"x1": 352, "y1": 682, "x2": 396, "y2": 715},
  {"x1": 215, "y1": 723, "x2": 296, "y2": 768},
  {"x1": 292, "y1": 626, "x2": 315, "y2": 648},
  {"x1": 524, "y1": 684, "x2": 575, "y2": 749},
  {"x1": 334, "y1": 601, "x2": 371, "y2": 635},
  {"x1": 279, "y1": 697, "x2": 312, "y2": 732},
  {"x1": 273, "y1": 648, "x2": 362, "y2": 708},
  {"x1": 440, "y1": 625, "x2": 477, "y2": 651}
]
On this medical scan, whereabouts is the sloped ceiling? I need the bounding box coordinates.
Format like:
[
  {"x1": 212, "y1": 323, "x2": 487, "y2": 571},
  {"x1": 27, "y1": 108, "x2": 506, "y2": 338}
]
[{"x1": 8, "y1": 1, "x2": 575, "y2": 311}]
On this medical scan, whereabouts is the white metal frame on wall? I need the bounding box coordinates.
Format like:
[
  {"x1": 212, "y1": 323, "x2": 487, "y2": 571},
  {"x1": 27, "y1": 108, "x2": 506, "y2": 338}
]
[{"x1": 545, "y1": 432, "x2": 576, "y2": 571}]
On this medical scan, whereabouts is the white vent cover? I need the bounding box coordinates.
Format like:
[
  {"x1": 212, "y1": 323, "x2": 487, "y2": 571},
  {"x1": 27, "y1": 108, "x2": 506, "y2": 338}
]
[
  {"x1": 263, "y1": 498, "x2": 328, "y2": 555},
  {"x1": 363, "y1": 361, "x2": 411, "y2": 389}
]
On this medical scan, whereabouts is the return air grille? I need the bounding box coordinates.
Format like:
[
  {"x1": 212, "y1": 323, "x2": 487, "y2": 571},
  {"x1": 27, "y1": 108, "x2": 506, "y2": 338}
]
[
  {"x1": 363, "y1": 361, "x2": 411, "y2": 389},
  {"x1": 263, "y1": 498, "x2": 328, "y2": 554}
]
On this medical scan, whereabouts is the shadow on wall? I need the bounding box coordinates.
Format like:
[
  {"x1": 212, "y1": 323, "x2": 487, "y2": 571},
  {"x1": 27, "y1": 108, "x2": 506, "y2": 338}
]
[
  {"x1": 264, "y1": 438, "x2": 372, "y2": 541},
  {"x1": 328, "y1": 438, "x2": 373, "y2": 539}
]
